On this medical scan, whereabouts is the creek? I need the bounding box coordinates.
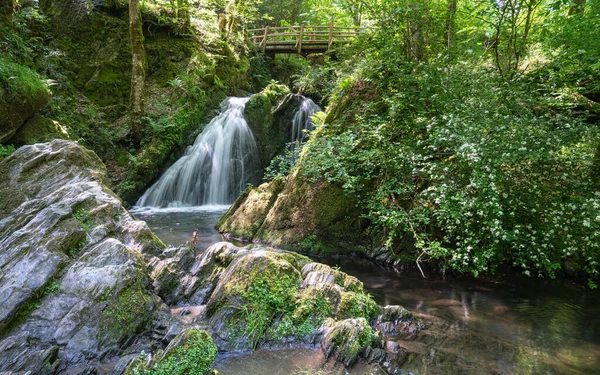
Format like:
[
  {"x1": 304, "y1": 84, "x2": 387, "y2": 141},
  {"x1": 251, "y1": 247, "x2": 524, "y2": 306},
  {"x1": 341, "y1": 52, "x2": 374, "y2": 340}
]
[
  {"x1": 131, "y1": 94, "x2": 600, "y2": 374},
  {"x1": 136, "y1": 210, "x2": 600, "y2": 375}
]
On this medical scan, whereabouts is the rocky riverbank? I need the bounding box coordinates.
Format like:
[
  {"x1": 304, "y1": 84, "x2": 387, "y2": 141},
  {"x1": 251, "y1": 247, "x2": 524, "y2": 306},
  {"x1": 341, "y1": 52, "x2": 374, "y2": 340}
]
[{"x1": 0, "y1": 140, "x2": 425, "y2": 374}]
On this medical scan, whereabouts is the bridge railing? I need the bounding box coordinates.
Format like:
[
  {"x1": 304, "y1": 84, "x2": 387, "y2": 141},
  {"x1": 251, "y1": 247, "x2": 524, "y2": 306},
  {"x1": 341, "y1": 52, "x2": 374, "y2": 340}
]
[{"x1": 248, "y1": 20, "x2": 364, "y2": 53}]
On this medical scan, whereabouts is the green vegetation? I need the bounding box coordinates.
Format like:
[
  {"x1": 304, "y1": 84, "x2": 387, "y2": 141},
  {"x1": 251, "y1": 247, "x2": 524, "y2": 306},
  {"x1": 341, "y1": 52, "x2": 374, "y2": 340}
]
[
  {"x1": 337, "y1": 290, "x2": 378, "y2": 321},
  {"x1": 67, "y1": 239, "x2": 85, "y2": 258},
  {"x1": 0, "y1": 144, "x2": 15, "y2": 160},
  {"x1": 0, "y1": 56, "x2": 48, "y2": 98},
  {"x1": 263, "y1": 141, "x2": 302, "y2": 182},
  {"x1": 130, "y1": 330, "x2": 218, "y2": 375},
  {"x1": 99, "y1": 281, "x2": 153, "y2": 342},
  {"x1": 268, "y1": 287, "x2": 333, "y2": 339},
  {"x1": 13, "y1": 280, "x2": 63, "y2": 324},
  {"x1": 284, "y1": 0, "x2": 600, "y2": 287},
  {"x1": 72, "y1": 206, "x2": 93, "y2": 232},
  {"x1": 325, "y1": 318, "x2": 380, "y2": 367},
  {"x1": 232, "y1": 274, "x2": 300, "y2": 345}
]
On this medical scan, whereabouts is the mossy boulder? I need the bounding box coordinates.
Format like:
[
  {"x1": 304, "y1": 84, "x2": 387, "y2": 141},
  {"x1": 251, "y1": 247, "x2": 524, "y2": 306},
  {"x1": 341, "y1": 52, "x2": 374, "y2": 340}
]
[
  {"x1": 321, "y1": 318, "x2": 380, "y2": 368},
  {"x1": 0, "y1": 57, "x2": 51, "y2": 143},
  {"x1": 8, "y1": 115, "x2": 69, "y2": 145},
  {"x1": 244, "y1": 83, "x2": 315, "y2": 175},
  {"x1": 217, "y1": 166, "x2": 369, "y2": 255},
  {"x1": 217, "y1": 177, "x2": 285, "y2": 241},
  {"x1": 183, "y1": 242, "x2": 382, "y2": 357},
  {"x1": 125, "y1": 329, "x2": 218, "y2": 375}
]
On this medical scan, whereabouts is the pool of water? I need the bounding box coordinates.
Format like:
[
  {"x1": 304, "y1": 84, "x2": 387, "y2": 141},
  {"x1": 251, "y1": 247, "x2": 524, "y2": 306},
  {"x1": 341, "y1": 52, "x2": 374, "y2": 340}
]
[
  {"x1": 319, "y1": 257, "x2": 600, "y2": 374},
  {"x1": 132, "y1": 207, "x2": 600, "y2": 374},
  {"x1": 130, "y1": 206, "x2": 228, "y2": 250},
  {"x1": 213, "y1": 347, "x2": 386, "y2": 375}
]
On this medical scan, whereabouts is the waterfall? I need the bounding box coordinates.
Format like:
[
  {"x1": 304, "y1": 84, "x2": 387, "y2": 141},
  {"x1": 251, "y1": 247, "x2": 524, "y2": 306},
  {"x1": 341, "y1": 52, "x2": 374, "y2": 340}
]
[
  {"x1": 288, "y1": 96, "x2": 321, "y2": 161},
  {"x1": 291, "y1": 96, "x2": 321, "y2": 146},
  {"x1": 136, "y1": 97, "x2": 257, "y2": 208}
]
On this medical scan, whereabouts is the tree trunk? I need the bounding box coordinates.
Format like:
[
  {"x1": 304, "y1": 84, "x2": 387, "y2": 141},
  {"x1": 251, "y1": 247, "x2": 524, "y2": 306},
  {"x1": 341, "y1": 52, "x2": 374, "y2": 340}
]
[
  {"x1": 445, "y1": 0, "x2": 457, "y2": 51},
  {"x1": 568, "y1": 0, "x2": 586, "y2": 15},
  {"x1": 0, "y1": 0, "x2": 16, "y2": 24},
  {"x1": 129, "y1": 0, "x2": 145, "y2": 145}
]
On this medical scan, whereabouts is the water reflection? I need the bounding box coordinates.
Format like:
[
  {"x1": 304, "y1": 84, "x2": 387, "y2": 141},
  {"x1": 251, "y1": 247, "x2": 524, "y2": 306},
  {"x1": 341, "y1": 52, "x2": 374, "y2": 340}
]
[
  {"x1": 213, "y1": 347, "x2": 386, "y2": 375},
  {"x1": 320, "y1": 257, "x2": 600, "y2": 374}
]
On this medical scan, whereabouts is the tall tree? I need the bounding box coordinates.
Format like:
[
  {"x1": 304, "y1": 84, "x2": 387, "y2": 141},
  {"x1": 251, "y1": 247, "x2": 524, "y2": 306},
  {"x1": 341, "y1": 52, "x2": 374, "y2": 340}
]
[
  {"x1": 445, "y1": 0, "x2": 457, "y2": 51},
  {"x1": 0, "y1": 0, "x2": 16, "y2": 24},
  {"x1": 129, "y1": 0, "x2": 145, "y2": 145}
]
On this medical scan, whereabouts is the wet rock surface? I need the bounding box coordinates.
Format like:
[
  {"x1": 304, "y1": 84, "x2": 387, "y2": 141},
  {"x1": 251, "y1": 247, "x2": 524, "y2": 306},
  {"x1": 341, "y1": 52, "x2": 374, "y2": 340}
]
[
  {"x1": 0, "y1": 140, "x2": 165, "y2": 373},
  {"x1": 158, "y1": 241, "x2": 428, "y2": 373}
]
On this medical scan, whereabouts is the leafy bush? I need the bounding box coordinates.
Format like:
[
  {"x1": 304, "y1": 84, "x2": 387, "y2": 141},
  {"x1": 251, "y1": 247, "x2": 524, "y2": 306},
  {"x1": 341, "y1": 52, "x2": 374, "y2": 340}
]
[
  {"x1": 263, "y1": 141, "x2": 301, "y2": 182},
  {"x1": 302, "y1": 59, "x2": 600, "y2": 285},
  {"x1": 132, "y1": 330, "x2": 217, "y2": 375},
  {"x1": 0, "y1": 144, "x2": 16, "y2": 160}
]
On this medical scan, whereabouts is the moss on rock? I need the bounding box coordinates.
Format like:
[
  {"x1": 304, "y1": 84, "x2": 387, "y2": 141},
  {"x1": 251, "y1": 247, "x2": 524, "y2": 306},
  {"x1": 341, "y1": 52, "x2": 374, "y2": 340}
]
[
  {"x1": 99, "y1": 278, "x2": 154, "y2": 344},
  {"x1": 321, "y1": 318, "x2": 381, "y2": 368},
  {"x1": 0, "y1": 57, "x2": 51, "y2": 143},
  {"x1": 126, "y1": 329, "x2": 218, "y2": 375},
  {"x1": 217, "y1": 177, "x2": 285, "y2": 240},
  {"x1": 193, "y1": 242, "x2": 382, "y2": 358},
  {"x1": 219, "y1": 165, "x2": 368, "y2": 255},
  {"x1": 243, "y1": 82, "x2": 291, "y2": 172},
  {"x1": 8, "y1": 115, "x2": 69, "y2": 145}
]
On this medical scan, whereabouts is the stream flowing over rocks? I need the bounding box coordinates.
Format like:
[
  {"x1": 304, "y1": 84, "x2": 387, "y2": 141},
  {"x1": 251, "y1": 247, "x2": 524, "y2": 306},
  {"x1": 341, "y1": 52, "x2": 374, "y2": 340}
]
[{"x1": 0, "y1": 140, "x2": 428, "y2": 374}]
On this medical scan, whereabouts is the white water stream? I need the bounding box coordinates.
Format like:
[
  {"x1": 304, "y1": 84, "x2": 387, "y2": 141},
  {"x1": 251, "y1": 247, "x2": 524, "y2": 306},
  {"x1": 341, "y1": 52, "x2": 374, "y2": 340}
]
[
  {"x1": 136, "y1": 97, "x2": 257, "y2": 208},
  {"x1": 290, "y1": 96, "x2": 321, "y2": 153}
]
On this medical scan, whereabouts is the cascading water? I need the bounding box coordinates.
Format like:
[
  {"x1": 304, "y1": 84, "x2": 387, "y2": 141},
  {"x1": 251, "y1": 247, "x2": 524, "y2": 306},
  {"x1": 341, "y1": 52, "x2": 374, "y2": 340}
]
[
  {"x1": 136, "y1": 97, "x2": 257, "y2": 208},
  {"x1": 290, "y1": 96, "x2": 321, "y2": 148}
]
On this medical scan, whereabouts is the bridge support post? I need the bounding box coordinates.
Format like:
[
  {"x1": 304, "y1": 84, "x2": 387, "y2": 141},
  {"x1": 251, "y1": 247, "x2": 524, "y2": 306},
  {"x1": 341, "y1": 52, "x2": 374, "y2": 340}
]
[
  {"x1": 328, "y1": 17, "x2": 334, "y2": 49},
  {"x1": 262, "y1": 26, "x2": 269, "y2": 53},
  {"x1": 298, "y1": 25, "x2": 304, "y2": 53}
]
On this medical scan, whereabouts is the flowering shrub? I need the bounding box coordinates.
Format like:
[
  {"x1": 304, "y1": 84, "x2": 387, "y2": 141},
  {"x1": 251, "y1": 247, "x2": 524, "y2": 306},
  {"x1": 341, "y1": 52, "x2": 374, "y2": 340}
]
[{"x1": 302, "y1": 62, "x2": 600, "y2": 287}]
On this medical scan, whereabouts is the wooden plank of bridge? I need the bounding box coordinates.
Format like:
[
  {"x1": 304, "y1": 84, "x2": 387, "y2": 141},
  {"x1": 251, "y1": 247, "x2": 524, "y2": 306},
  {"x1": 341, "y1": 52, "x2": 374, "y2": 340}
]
[{"x1": 248, "y1": 22, "x2": 364, "y2": 54}]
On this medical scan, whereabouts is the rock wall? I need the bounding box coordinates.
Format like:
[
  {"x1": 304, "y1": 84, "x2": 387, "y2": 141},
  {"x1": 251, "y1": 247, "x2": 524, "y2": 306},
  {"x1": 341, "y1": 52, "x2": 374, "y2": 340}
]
[
  {"x1": 0, "y1": 140, "x2": 165, "y2": 372},
  {"x1": 217, "y1": 167, "x2": 369, "y2": 255}
]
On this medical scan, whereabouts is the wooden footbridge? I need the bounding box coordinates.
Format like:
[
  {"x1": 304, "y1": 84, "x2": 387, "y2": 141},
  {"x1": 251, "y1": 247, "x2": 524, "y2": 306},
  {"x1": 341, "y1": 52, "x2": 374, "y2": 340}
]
[{"x1": 248, "y1": 20, "x2": 363, "y2": 55}]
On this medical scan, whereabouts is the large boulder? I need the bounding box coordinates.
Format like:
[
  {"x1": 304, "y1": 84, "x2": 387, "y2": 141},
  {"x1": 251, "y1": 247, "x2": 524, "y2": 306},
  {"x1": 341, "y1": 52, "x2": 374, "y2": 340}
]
[
  {"x1": 217, "y1": 177, "x2": 285, "y2": 241},
  {"x1": 0, "y1": 58, "x2": 51, "y2": 143},
  {"x1": 181, "y1": 242, "x2": 381, "y2": 353},
  {"x1": 243, "y1": 82, "x2": 290, "y2": 172},
  {"x1": 8, "y1": 115, "x2": 70, "y2": 145},
  {"x1": 0, "y1": 140, "x2": 165, "y2": 373},
  {"x1": 217, "y1": 167, "x2": 369, "y2": 255},
  {"x1": 244, "y1": 83, "x2": 320, "y2": 178}
]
